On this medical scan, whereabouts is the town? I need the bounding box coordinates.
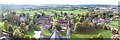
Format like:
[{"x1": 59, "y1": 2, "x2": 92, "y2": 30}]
[{"x1": 0, "y1": 4, "x2": 120, "y2": 40}]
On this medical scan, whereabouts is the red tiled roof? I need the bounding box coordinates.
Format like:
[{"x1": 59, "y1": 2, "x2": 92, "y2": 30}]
[
  {"x1": 58, "y1": 20, "x2": 68, "y2": 23},
  {"x1": 60, "y1": 24, "x2": 69, "y2": 26},
  {"x1": 44, "y1": 25, "x2": 51, "y2": 28},
  {"x1": 43, "y1": 15, "x2": 50, "y2": 18}
]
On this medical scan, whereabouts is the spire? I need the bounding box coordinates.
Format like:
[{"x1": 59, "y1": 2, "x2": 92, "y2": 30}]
[
  {"x1": 39, "y1": 24, "x2": 44, "y2": 38},
  {"x1": 40, "y1": 24, "x2": 44, "y2": 35},
  {"x1": 66, "y1": 26, "x2": 70, "y2": 36},
  {"x1": 50, "y1": 29, "x2": 60, "y2": 40}
]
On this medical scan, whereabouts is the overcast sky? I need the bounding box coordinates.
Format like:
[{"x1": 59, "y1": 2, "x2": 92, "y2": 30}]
[{"x1": 0, "y1": 0, "x2": 119, "y2": 5}]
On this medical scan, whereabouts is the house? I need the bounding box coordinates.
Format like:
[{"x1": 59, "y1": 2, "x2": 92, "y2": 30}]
[
  {"x1": 35, "y1": 28, "x2": 70, "y2": 40},
  {"x1": 33, "y1": 18, "x2": 41, "y2": 24},
  {"x1": 57, "y1": 19, "x2": 69, "y2": 27},
  {"x1": 106, "y1": 25, "x2": 118, "y2": 31},
  {"x1": 44, "y1": 24, "x2": 52, "y2": 29},
  {"x1": 20, "y1": 17, "x2": 26, "y2": 21},
  {"x1": 92, "y1": 19, "x2": 100, "y2": 23},
  {"x1": 6, "y1": 14, "x2": 20, "y2": 25},
  {"x1": 46, "y1": 19, "x2": 54, "y2": 24}
]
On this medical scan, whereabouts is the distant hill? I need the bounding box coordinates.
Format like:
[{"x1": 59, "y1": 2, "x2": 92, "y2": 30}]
[{"x1": 0, "y1": 4, "x2": 118, "y2": 7}]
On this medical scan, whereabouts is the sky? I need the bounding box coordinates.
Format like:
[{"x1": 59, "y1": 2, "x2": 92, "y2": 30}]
[{"x1": 0, "y1": 0, "x2": 119, "y2": 5}]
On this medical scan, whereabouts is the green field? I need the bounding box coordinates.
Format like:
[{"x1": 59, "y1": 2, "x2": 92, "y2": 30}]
[
  {"x1": 108, "y1": 22, "x2": 119, "y2": 27},
  {"x1": 15, "y1": 9, "x2": 88, "y2": 15},
  {"x1": 71, "y1": 30, "x2": 112, "y2": 38},
  {"x1": 0, "y1": 22, "x2": 3, "y2": 25},
  {"x1": 26, "y1": 29, "x2": 41, "y2": 37},
  {"x1": 26, "y1": 29, "x2": 112, "y2": 39}
]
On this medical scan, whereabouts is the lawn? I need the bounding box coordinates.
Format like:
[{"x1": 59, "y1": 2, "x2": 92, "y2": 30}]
[
  {"x1": 44, "y1": 30, "x2": 52, "y2": 36},
  {"x1": 71, "y1": 29, "x2": 112, "y2": 38},
  {"x1": 108, "y1": 22, "x2": 119, "y2": 27},
  {"x1": 44, "y1": 30, "x2": 66, "y2": 36},
  {"x1": 25, "y1": 29, "x2": 112, "y2": 39},
  {"x1": 0, "y1": 22, "x2": 3, "y2": 26},
  {"x1": 26, "y1": 29, "x2": 41, "y2": 37}
]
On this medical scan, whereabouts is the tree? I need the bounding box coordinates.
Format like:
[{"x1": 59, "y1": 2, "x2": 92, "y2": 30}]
[
  {"x1": 90, "y1": 23, "x2": 95, "y2": 27},
  {"x1": 78, "y1": 17, "x2": 84, "y2": 22},
  {"x1": 98, "y1": 23, "x2": 105, "y2": 29},
  {"x1": 53, "y1": 22, "x2": 61, "y2": 31},
  {"x1": 82, "y1": 20, "x2": 90, "y2": 27},
  {"x1": 13, "y1": 27, "x2": 21, "y2": 37},
  {"x1": 60, "y1": 11, "x2": 63, "y2": 15},
  {"x1": 24, "y1": 35, "x2": 29, "y2": 38},
  {"x1": 18, "y1": 33, "x2": 25, "y2": 38},
  {"x1": 97, "y1": 34, "x2": 103, "y2": 40},
  {"x1": 4, "y1": 20, "x2": 9, "y2": 32},
  {"x1": 91, "y1": 35, "x2": 97, "y2": 40},
  {"x1": 24, "y1": 35, "x2": 30, "y2": 40},
  {"x1": 71, "y1": 19, "x2": 75, "y2": 24},
  {"x1": 25, "y1": 26, "x2": 29, "y2": 31},
  {"x1": 77, "y1": 14, "x2": 80, "y2": 17},
  {"x1": 54, "y1": 13, "x2": 58, "y2": 18},
  {"x1": 41, "y1": 13, "x2": 45, "y2": 16},
  {"x1": 74, "y1": 22, "x2": 82, "y2": 32},
  {"x1": 29, "y1": 20, "x2": 34, "y2": 29},
  {"x1": 86, "y1": 12, "x2": 90, "y2": 17},
  {"x1": 8, "y1": 26, "x2": 13, "y2": 32},
  {"x1": 20, "y1": 22, "x2": 27, "y2": 30},
  {"x1": 112, "y1": 29, "x2": 116, "y2": 34},
  {"x1": 70, "y1": 13, "x2": 74, "y2": 15},
  {"x1": 64, "y1": 13, "x2": 67, "y2": 16},
  {"x1": 118, "y1": 27, "x2": 120, "y2": 35},
  {"x1": 10, "y1": 11, "x2": 16, "y2": 15},
  {"x1": 26, "y1": 13, "x2": 30, "y2": 19}
]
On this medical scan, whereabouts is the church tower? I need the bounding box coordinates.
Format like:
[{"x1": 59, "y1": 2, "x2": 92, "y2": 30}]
[
  {"x1": 40, "y1": 24, "x2": 45, "y2": 38},
  {"x1": 50, "y1": 29, "x2": 60, "y2": 40},
  {"x1": 66, "y1": 26, "x2": 71, "y2": 40}
]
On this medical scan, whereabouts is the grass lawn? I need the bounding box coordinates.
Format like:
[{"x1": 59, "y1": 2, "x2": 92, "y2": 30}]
[
  {"x1": 44, "y1": 30, "x2": 66, "y2": 36},
  {"x1": 108, "y1": 22, "x2": 119, "y2": 27},
  {"x1": 26, "y1": 29, "x2": 41, "y2": 37},
  {"x1": 71, "y1": 29, "x2": 112, "y2": 38},
  {"x1": 0, "y1": 22, "x2": 3, "y2": 26},
  {"x1": 44, "y1": 30, "x2": 52, "y2": 36}
]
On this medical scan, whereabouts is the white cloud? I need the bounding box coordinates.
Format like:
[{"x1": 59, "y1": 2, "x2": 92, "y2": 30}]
[{"x1": 0, "y1": 0, "x2": 119, "y2": 5}]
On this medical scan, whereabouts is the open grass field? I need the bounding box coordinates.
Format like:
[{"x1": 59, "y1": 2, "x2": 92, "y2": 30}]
[
  {"x1": 26, "y1": 29, "x2": 112, "y2": 39},
  {"x1": 26, "y1": 29, "x2": 41, "y2": 37},
  {"x1": 15, "y1": 9, "x2": 88, "y2": 15},
  {"x1": 71, "y1": 29, "x2": 112, "y2": 38},
  {"x1": 0, "y1": 22, "x2": 3, "y2": 26},
  {"x1": 108, "y1": 22, "x2": 119, "y2": 27}
]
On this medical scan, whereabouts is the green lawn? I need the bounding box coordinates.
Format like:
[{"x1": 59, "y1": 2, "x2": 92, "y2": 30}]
[
  {"x1": 26, "y1": 29, "x2": 40, "y2": 37},
  {"x1": 44, "y1": 30, "x2": 66, "y2": 36},
  {"x1": 71, "y1": 29, "x2": 112, "y2": 38},
  {"x1": 0, "y1": 22, "x2": 3, "y2": 26},
  {"x1": 44, "y1": 30, "x2": 52, "y2": 36},
  {"x1": 108, "y1": 22, "x2": 119, "y2": 27},
  {"x1": 26, "y1": 29, "x2": 112, "y2": 38}
]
